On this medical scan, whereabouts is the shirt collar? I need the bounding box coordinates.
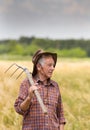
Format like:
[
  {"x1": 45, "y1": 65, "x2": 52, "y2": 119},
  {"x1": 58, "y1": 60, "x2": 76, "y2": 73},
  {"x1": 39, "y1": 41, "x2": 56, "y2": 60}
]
[{"x1": 34, "y1": 76, "x2": 55, "y2": 87}]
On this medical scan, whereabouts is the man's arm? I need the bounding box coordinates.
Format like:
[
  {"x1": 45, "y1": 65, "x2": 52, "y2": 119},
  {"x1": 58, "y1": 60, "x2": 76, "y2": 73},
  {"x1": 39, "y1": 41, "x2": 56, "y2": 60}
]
[
  {"x1": 20, "y1": 95, "x2": 32, "y2": 111},
  {"x1": 20, "y1": 85, "x2": 40, "y2": 111},
  {"x1": 56, "y1": 85, "x2": 66, "y2": 128}
]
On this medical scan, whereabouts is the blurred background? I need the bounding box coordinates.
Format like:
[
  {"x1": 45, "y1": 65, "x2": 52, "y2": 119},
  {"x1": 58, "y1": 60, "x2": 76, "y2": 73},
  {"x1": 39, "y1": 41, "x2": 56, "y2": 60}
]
[
  {"x1": 0, "y1": 0, "x2": 90, "y2": 130},
  {"x1": 0, "y1": 0, "x2": 90, "y2": 59}
]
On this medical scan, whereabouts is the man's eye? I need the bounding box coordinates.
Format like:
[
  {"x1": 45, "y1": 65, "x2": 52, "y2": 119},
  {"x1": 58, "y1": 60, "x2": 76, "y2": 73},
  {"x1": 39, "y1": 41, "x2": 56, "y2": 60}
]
[{"x1": 47, "y1": 64, "x2": 55, "y2": 67}]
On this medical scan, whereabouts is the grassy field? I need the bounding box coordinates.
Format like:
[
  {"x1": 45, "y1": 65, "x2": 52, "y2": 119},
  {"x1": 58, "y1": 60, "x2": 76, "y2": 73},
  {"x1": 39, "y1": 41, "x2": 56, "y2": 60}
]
[{"x1": 0, "y1": 59, "x2": 90, "y2": 130}]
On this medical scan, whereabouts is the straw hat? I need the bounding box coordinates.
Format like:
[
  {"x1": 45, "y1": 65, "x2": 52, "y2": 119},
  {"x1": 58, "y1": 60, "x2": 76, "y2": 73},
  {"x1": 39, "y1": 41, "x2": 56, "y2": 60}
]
[{"x1": 32, "y1": 49, "x2": 57, "y2": 76}]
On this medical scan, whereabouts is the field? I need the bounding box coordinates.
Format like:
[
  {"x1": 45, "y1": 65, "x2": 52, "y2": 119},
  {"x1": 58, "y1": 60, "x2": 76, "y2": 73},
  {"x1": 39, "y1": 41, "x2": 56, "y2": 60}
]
[{"x1": 0, "y1": 59, "x2": 90, "y2": 130}]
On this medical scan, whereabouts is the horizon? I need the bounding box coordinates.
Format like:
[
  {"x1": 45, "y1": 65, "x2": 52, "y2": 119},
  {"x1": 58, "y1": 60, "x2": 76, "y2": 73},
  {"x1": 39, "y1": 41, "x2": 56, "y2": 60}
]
[{"x1": 0, "y1": 35, "x2": 90, "y2": 41}]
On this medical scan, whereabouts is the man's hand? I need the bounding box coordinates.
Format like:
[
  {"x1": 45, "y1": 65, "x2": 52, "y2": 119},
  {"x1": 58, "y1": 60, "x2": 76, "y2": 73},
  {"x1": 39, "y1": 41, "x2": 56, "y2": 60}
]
[
  {"x1": 28, "y1": 83, "x2": 41, "y2": 99},
  {"x1": 20, "y1": 83, "x2": 41, "y2": 111}
]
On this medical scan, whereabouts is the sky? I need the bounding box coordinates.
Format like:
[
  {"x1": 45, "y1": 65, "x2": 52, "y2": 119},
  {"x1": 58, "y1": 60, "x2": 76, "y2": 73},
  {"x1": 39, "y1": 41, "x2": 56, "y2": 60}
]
[{"x1": 0, "y1": 0, "x2": 90, "y2": 40}]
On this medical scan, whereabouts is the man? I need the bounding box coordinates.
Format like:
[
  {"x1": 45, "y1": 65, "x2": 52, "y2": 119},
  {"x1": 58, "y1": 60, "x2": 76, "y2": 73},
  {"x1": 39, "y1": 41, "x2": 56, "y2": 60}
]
[{"x1": 14, "y1": 50, "x2": 66, "y2": 130}]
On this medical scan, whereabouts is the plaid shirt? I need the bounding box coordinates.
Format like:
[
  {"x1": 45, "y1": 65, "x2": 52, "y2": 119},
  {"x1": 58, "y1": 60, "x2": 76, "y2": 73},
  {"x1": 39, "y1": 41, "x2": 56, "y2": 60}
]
[{"x1": 14, "y1": 77, "x2": 66, "y2": 130}]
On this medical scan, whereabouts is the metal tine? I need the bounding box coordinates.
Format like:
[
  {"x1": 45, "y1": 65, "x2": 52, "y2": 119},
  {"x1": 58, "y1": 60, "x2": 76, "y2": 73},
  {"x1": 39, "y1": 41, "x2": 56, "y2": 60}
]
[
  {"x1": 15, "y1": 64, "x2": 25, "y2": 70},
  {"x1": 5, "y1": 63, "x2": 47, "y2": 114},
  {"x1": 14, "y1": 64, "x2": 27, "y2": 79},
  {"x1": 5, "y1": 63, "x2": 26, "y2": 79},
  {"x1": 5, "y1": 63, "x2": 16, "y2": 73},
  {"x1": 10, "y1": 67, "x2": 20, "y2": 77},
  {"x1": 16, "y1": 70, "x2": 25, "y2": 79}
]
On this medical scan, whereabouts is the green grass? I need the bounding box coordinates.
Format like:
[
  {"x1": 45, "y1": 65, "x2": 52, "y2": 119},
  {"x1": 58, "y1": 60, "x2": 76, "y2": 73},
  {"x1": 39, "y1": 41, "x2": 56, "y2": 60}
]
[{"x1": 0, "y1": 60, "x2": 90, "y2": 130}]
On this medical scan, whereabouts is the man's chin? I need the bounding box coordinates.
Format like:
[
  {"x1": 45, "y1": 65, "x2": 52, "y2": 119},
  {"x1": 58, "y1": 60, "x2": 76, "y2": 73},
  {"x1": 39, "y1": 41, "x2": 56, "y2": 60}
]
[{"x1": 48, "y1": 74, "x2": 52, "y2": 78}]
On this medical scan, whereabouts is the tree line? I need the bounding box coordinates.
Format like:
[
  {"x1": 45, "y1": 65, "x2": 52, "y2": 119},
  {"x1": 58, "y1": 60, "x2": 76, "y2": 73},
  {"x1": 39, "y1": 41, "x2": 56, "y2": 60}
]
[{"x1": 0, "y1": 36, "x2": 90, "y2": 58}]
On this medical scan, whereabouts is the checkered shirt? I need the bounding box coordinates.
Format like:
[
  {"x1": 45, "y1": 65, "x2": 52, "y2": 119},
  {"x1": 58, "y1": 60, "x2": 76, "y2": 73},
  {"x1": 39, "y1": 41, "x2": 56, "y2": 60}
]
[{"x1": 14, "y1": 77, "x2": 66, "y2": 130}]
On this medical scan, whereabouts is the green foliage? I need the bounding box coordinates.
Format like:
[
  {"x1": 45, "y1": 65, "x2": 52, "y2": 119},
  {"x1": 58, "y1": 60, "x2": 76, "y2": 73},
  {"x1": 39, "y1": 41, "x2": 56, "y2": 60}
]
[
  {"x1": 0, "y1": 37, "x2": 90, "y2": 58},
  {"x1": 44, "y1": 48, "x2": 87, "y2": 58},
  {"x1": 6, "y1": 40, "x2": 17, "y2": 53},
  {"x1": 31, "y1": 38, "x2": 55, "y2": 49},
  {"x1": 10, "y1": 43, "x2": 24, "y2": 55},
  {"x1": 23, "y1": 44, "x2": 40, "y2": 56},
  {"x1": 19, "y1": 36, "x2": 35, "y2": 44},
  {"x1": 60, "y1": 48, "x2": 87, "y2": 58},
  {"x1": 0, "y1": 44, "x2": 8, "y2": 54}
]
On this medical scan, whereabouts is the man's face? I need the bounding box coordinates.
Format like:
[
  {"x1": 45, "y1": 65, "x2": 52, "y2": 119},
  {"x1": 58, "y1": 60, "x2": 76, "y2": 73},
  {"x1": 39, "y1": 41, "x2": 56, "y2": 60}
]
[{"x1": 39, "y1": 56, "x2": 55, "y2": 79}]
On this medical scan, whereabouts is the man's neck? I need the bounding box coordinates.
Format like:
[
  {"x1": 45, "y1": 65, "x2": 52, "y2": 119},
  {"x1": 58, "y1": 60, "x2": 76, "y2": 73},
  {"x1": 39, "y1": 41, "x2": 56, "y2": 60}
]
[{"x1": 36, "y1": 73, "x2": 48, "y2": 84}]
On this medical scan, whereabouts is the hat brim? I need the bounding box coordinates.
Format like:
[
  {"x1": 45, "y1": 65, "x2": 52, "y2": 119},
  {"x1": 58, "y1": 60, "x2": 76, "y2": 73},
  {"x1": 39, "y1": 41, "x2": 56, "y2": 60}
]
[{"x1": 32, "y1": 52, "x2": 57, "y2": 76}]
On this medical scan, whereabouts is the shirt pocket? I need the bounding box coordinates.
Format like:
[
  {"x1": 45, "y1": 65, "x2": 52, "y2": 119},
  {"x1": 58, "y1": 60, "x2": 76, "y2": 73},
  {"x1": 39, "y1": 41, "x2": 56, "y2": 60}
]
[{"x1": 48, "y1": 94, "x2": 58, "y2": 107}]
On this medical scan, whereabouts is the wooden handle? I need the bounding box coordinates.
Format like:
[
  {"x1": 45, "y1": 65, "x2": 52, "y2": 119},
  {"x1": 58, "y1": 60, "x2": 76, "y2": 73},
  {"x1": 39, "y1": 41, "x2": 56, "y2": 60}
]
[
  {"x1": 34, "y1": 90, "x2": 47, "y2": 114},
  {"x1": 25, "y1": 69, "x2": 47, "y2": 114}
]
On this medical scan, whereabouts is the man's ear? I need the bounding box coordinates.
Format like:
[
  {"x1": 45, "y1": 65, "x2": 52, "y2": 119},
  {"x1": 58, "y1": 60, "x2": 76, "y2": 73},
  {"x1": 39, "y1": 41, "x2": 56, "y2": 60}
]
[{"x1": 37, "y1": 63, "x2": 41, "y2": 71}]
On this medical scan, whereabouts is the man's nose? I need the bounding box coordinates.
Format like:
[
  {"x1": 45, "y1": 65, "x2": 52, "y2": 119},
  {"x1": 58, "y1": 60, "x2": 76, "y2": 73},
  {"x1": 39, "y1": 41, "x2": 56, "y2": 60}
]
[{"x1": 51, "y1": 65, "x2": 55, "y2": 70}]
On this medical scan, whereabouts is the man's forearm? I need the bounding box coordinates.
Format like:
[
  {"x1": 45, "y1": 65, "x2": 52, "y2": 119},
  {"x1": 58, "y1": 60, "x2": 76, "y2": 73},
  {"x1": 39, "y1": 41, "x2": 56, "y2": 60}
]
[{"x1": 20, "y1": 96, "x2": 32, "y2": 111}]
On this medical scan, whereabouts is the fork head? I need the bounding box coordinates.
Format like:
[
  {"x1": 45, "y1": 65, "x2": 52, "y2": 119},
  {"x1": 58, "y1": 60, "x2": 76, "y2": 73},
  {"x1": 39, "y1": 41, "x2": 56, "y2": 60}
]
[{"x1": 5, "y1": 63, "x2": 25, "y2": 79}]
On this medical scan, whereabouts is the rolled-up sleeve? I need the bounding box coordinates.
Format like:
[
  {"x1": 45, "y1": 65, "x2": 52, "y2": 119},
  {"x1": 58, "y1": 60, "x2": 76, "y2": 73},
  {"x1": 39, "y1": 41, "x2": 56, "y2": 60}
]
[
  {"x1": 14, "y1": 78, "x2": 30, "y2": 116},
  {"x1": 57, "y1": 89, "x2": 66, "y2": 125}
]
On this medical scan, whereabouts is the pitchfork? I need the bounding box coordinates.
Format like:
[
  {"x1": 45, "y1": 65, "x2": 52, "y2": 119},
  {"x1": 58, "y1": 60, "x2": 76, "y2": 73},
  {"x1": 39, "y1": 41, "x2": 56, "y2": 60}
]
[{"x1": 5, "y1": 63, "x2": 47, "y2": 114}]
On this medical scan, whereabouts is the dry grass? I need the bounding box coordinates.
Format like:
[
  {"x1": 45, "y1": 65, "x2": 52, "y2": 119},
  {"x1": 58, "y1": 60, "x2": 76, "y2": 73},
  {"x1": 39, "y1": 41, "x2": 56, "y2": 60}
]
[{"x1": 0, "y1": 60, "x2": 90, "y2": 130}]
